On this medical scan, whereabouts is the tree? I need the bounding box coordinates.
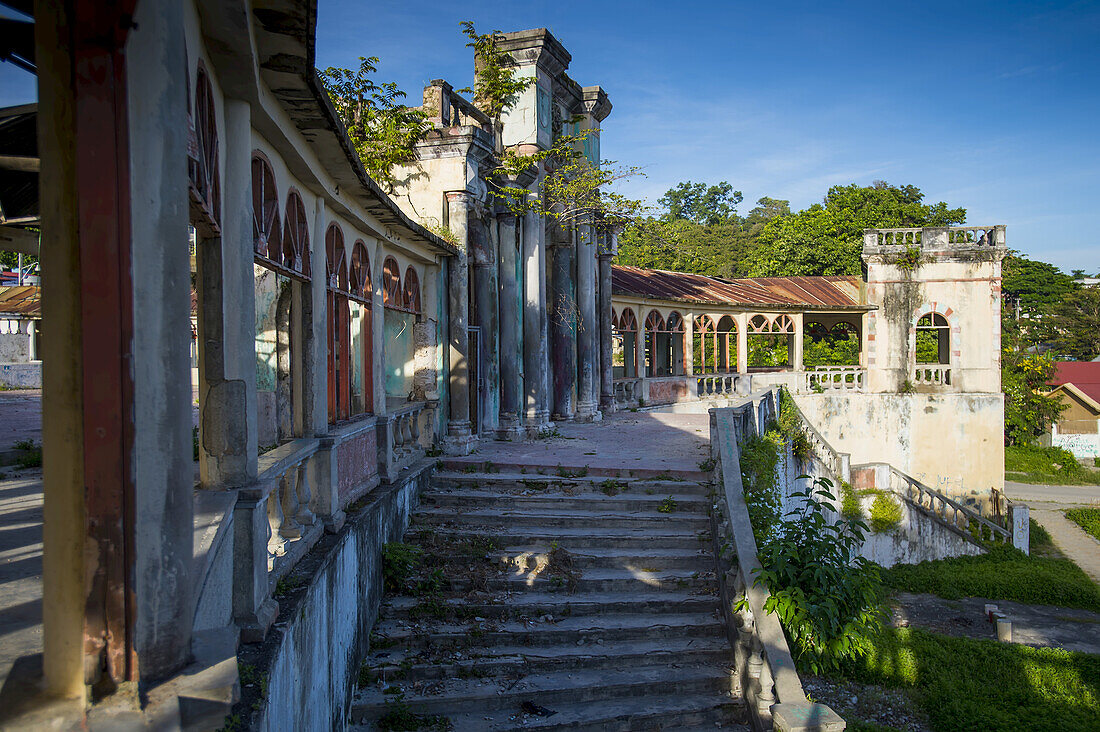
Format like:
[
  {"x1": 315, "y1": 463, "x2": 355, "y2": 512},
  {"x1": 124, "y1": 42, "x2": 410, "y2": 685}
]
[
  {"x1": 743, "y1": 181, "x2": 966, "y2": 277},
  {"x1": 320, "y1": 57, "x2": 429, "y2": 191},
  {"x1": 658, "y1": 181, "x2": 742, "y2": 225},
  {"x1": 458, "y1": 21, "x2": 532, "y2": 123},
  {"x1": 1001, "y1": 254, "x2": 1079, "y2": 316},
  {"x1": 1046, "y1": 287, "x2": 1100, "y2": 361},
  {"x1": 1002, "y1": 313, "x2": 1064, "y2": 444}
]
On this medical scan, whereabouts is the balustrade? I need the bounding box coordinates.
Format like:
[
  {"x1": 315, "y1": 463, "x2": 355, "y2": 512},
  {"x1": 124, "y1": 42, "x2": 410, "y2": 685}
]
[
  {"x1": 890, "y1": 468, "x2": 1011, "y2": 545},
  {"x1": 911, "y1": 364, "x2": 951, "y2": 386},
  {"x1": 806, "y1": 366, "x2": 865, "y2": 392},
  {"x1": 379, "y1": 401, "x2": 432, "y2": 482},
  {"x1": 696, "y1": 373, "x2": 742, "y2": 397},
  {"x1": 612, "y1": 377, "x2": 640, "y2": 406}
]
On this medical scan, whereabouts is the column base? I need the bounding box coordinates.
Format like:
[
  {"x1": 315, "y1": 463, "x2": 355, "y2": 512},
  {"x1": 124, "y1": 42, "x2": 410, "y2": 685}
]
[
  {"x1": 442, "y1": 431, "x2": 477, "y2": 456},
  {"x1": 238, "y1": 597, "x2": 279, "y2": 644},
  {"x1": 599, "y1": 396, "x2": 616, "y2": 414},
  {"x1": 575, "y1": 401, "x2": 602, "y2": 422},
  {"x1": 524, "y1": 409, "x2": 551, "y2": 437},
  {"x1": 496, "y1": 414, "x2": 525, "y2": 441}
]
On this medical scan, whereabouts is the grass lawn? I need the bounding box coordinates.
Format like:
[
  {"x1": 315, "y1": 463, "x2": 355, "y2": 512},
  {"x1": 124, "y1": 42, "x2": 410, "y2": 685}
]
[
  {"x1": 836, "y1": 627, "x2": 1100, "y2": 731},
  {"x1": 880, "y1": 542, "x2": 1100, "y2": 612},
  {"x1": 1066, "y1": 507, "x2": 1100, "y2": 543},
  {"x1": 1005, "y1": 444, "x2": 1100, "y2": 485}
]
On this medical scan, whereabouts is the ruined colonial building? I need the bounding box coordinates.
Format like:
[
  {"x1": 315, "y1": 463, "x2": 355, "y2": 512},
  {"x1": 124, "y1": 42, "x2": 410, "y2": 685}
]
[
  {"x1": 611, "y1": 225, "x2": 1008, "y2": 498},
  {"x1": 1, "y1": 0, "x2": 1012, "y2": 728}
]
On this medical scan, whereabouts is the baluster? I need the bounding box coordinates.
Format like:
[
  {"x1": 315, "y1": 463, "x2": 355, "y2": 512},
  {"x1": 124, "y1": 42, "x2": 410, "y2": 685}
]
[
  {"x1": 279, "y1": 467, "x2": 303, "y2": 539},
  {"x1": 402, "y1": 412, "x2": 414, "y2": 444},
  {"x1": 411, "y1": 408, "x2": 422, "y2": 446},
  {"x1": 294, "y1": 460, "x2": 315, "y2": 527},
  {"x1": 757, "y1": 659, "x2": 776, "y2": 717},
  {"x1": 393, "y1": 415, "x2": 404, "y2": 449},
  {"x1": 266, "y1": 488, "x2": 287, "y2": 563},
  {"x1": 747, "y1": 636, "x2": 764, "y2": 680}
]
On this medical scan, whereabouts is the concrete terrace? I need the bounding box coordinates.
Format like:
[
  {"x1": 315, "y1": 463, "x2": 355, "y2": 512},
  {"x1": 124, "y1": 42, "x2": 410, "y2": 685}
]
[{"x1": 441, "y1": 410, "x2": 714, "y2": 478}]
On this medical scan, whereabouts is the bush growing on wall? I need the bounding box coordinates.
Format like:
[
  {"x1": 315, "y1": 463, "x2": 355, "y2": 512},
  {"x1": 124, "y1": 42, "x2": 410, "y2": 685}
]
[{"x1": 751, "y1": 476, "x2": 885, "y2": 674}]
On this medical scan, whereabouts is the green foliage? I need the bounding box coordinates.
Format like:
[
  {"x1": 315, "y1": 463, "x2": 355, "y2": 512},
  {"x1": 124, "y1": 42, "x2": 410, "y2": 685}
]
[
  {"x1": 881, "y1": 542, "x2": 1100, "y2": 611},
  {"x1": 381, "y1": 542, "x2": 423, "y2": 593},
  {"x1": 657, "y1": 496, "x2": 677, "y2": 513},
  {"x1": 868, "y1": 493, "x2": 902, "y2": 533},
  {"x1": 839, "y1": 481, "x2": 862, "y2": 519},
  {"x1": 1005, "y1": 444, "x2": 1100, "y2": 485},
  {"x1": 320, "y1": 57, "x2": 430, "y2": 191},
  {"x1": 658, "y1": 181, "x2": 742, "y2": 225},
  {"x1": 378, "y1": 692, "x2": 452, "y2": 731},
  {"x1": 803, "y1": 332, "x2": 860, "y2": 368},
  {"x1": 894, "y1": 244, "x2": 923, "y2": 273},
  {"x1": 839, "y1": 626, "x2": 1100, "y2": 731},
  {"x1": 1001, "y1": 320, "x2": 1065, "y2": 444},
  {"x1": 1001, "y1": 253, "x2": 1080, "y2": 317},
  {"x1": 739, "y1": 431, "x2": 782, "y2": 543},
  {"x1": 1029, "y1": 518, "x2": 1057, "y2": 555},
  {"x1": 745, "y1": 182, "x2": 965, "y2": 277},
  {"x1": 753, "y1": 477, "x2": 885, "y2": 674},
  {"x1": 1065, "y1": 508, "x2": 1100, "y2": 543},
  {"x1": 14, "y1": 439, "x2": 40, "y2": 468},
  {"x1": 1044, "y1": 286, "x2": 1100, "y2": 361},
  {"x1": 458, "y1": 21, "x2": 531, "y2": 121}
]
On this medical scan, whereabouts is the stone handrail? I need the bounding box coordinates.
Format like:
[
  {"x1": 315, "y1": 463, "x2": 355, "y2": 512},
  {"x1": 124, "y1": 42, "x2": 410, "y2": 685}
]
[
  {"x1": 612, "y1": 377, "x2": 641, "y2": 406},
  {"x1": 378, "y1": 400, "x2": 433, "y2": 481},
  {"x1": 911, "y1": 364, "x2": 951, "y2": 386},
  {"x1": 696, "y1": 373, "x2": 748, "y2": 398},
  {"x1": 806, "y1": 366, "x2": 865, "y2": 393},
  {"x1": 257, "y1": 438, "x2": 322, "y2": 578},
  {"x1": 709, "y1": 390, "x2": 844, "y2": 731},
  {"x1": 780, "y1": 388, "x2": 849, "y2": 483},
  {"x1": 864, "y1": 225, "x2": 1005, "y2": 250},
  {"x1": 888, "y1": 467, "x2": 1012, "y2": 545}
]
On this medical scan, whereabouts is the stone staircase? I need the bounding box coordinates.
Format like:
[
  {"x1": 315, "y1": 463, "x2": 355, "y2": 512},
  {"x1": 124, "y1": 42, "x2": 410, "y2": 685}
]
[{"x1": 350, "y1": 466, "x2": 749, "y2": 731}]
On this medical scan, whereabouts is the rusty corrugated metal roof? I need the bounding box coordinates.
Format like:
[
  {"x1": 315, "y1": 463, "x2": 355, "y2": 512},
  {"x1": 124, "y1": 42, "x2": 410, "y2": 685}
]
[
  {"x1": 0, "y1": 285, "x2": 39, "y2": 317},
  {"x1": 611, "y1": 265, "x2": 865, "y2": 309}
]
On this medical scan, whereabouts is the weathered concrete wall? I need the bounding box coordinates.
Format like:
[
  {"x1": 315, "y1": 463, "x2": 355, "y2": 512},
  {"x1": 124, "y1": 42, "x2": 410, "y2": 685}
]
[
  {"x1": 794, "y1": 392, "x2": 1004, "y2": 500},
  {"x1": 254, "y1": 464, "x2": 430, "y2": 732},
  {"x1": 0, "y1": 327, "x2": 31, "y2": 362},
  {"x1": 851, "y1": 488, "x2": 984, "y2": 567},
  {"x1": 384, "y1": 309, "x2": 415, "y2": 398},
  {"x1": 0, "y1": 362, "x2": 40, "y2": 388}
]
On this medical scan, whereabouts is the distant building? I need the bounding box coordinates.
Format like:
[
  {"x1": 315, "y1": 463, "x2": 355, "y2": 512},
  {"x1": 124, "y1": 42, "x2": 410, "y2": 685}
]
[
  {"x1": 1047, "y1": 361, "x2": 1100, "y2": 457},
  {"x1": 0, "y1": 284, "x2": 40, "y2": 388}
]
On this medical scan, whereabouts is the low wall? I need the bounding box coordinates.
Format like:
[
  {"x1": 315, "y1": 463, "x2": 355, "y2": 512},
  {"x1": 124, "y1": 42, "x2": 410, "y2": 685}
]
[
  {"x1": 1053, "y1": 431, "x2": 1100, "y2": 459},
  {"x1": 246, "y1": 461, "x2": 431, "y2": 731},
  {"x1": 793, "y1": 391, "x2": 1004, "y2": 501},
  {"x1": 0, "y1": 362, "x2": 40, "y2": 388}
]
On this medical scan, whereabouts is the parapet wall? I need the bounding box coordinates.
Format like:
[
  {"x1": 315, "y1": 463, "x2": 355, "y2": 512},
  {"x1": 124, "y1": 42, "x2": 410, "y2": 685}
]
[{"x1": 793, "y1": 392, "x2": 1004, "y2": 501}]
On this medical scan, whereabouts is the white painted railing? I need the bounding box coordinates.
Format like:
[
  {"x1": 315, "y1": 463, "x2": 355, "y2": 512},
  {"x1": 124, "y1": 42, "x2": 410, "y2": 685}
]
[
  {"x1": 258, "y1": 438, "x2": 322, "y2": 579},
  {"x1": 806, "y1": 366, "x2": 865, "y2": 392},
  {"x1": 888, "y1": 467, "x2": 1014, "y2": 546},
  {"x1": 613, "y1": 377, "x2": 641, "y2": 405},
  {"x1": 696, "y1": 373, "x2": 748, "y2": 398},
  {"x1": 911, "y1": 364, "x2": 951, "y2": 386},
  {"x1": 379, "y1": 401, "x2": 432, "y2": 481}
]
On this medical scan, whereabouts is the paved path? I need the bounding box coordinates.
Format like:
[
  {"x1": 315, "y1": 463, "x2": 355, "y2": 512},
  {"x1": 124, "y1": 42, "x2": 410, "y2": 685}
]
[
  {"x1": 454, "y1": 410, "x2": 712, "y2": 475},
  {"x1": 0, "y1": 473, "x2": 42, "y2": 690},
  {"x1": 891, "y1": 591, "x2": 1100, "y2": 655},
  {"x1": 1004, "y1": 480, "x2": 1100, "y2": 585},
  {"x1": 0, "y1": 391, "x2": 41, "y2": 453}
]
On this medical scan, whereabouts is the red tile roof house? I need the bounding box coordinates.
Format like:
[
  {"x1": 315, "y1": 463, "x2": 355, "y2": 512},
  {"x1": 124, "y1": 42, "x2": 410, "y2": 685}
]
[{"x1": 1047, "y1": 361, "x2": 1100, "y2": 458}]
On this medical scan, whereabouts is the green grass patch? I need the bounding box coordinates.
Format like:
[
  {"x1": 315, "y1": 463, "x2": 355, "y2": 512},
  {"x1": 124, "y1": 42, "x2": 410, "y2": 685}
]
[
  {"x1": 1029, "y1": 518, "x2": 1059, "y2": 556},
  {"x1": 1005, "y1": 444, "x2": 1100, "y2": 485},
  {"x1": 1066, "y1": 507, "x2": 1100, "y2": 543},
  {"x1": 836, "y1": 627, "x2": 1100, "y2": 731},
  {"x1": 881, "y1": 543, "x2": 1100, "y2": 611}
]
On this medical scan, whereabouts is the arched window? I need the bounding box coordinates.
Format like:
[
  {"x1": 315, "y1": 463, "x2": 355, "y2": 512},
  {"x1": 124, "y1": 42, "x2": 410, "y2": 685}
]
[
  {"x1": 325, "y1": 224, "x2": 347, "y2": 291},
  {"x1": 666, "y1": 312, "x2": 684, "y2": 332},
  {"x1": 916, "y1": 312, "x2": 951, "y2": 364},
  {"x1": 282, "y1": 191, "x2": 311, "y2": 279},
  {"x1": 403, "y1": 267, "x2": 421, "y2": 315},
  {"x1": 251, "y1": 154, "x2": 280, "y2": 259},
  {"x1": 190, "y1": 64, "x2": 220, "y2": 232},
  {"x1": 773, "y1": 314, "x2": 795, "y2": 333},
  {"x1": 350, "y1": 241, "x2": 371, "y2": 300},
  {"x1": 618, "y1": 308, "x2": 637, "y2": 333},
  {"x1": 645, "y1": 310, "x2": 666, "y2": 332},
  {"x1": 382, "y1": 257, "x2": 402, "y2": 308},
  {"x1": 326, "y1": 224, "x2": 350, "y2": 422},
  {"x1": 748, "y1": 314, "x2": 772, "y2": 334}
]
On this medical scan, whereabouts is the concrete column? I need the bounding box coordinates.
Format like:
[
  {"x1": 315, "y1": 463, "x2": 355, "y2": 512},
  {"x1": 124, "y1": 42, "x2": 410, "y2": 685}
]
[
  {"x1": 549, "y1": 226, "x2": 577, "y2": 421},
  {"x1": 197, "y1": 99, "x2": 257, "y2": 488},
  {"x1": 444, "y1": 191, "x2": 475, "y2": 453},
  {"x1": 736, "y1": 313, "x2": 749, "y2": 374},
  {"x1": 370, "y1": 239, "x2": 387, "y2": 416},
  {"x1": 470, "y1": 216, "x2": 498, "y2": 434},
  {"x1": 683, "y1": 313, "x2": 694, "y2": 376},
  {"x1": 308, "y1": 197, "x2": 328, "y2": 435},
  {"x1": 522, "y1": 200, "x2": 550, "y2": 431},
  {"x1": 497, "y1": 213, "x2": 523, "y2": 437},
  {"x1": 597, "y1": 250, "x2": 614, "y2": 412},
  {"x1": 127, "y1": 0, "x2": 194, "y2": 681},
  {"x1": 576, "y1": 223, "x2": 600, "y2": 421},
  {"x1": 792, "y1": 312, "x2": 805, "y2": 372}
]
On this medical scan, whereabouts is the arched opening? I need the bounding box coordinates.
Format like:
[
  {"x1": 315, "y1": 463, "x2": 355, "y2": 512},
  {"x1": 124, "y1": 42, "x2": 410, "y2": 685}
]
[
  {"x1": 916, "y1": 312, "x2": 950, "y2": 364},
  {"x1": 747, "y1": 314, "x2": 790, "y2": 370},
  {"x1": 382, "y1": 257, "x2": 416, "y2": 405},
  {"x1": 251, "y1": 154, "x2": 280, "y2": 259},
  {"x1": 189, "y1": 63, "x2": 220, "y2": 234},
  {"x1": 326, "y1": 223, "x2": 351, "y2": 423},
  {"x1": 803, "y1": 320, "x2": 861, "y2": 368},
  {"x1": 644, "y1": 310, "x2": 665, "y2": 377},
  {"x1": 613, "y1": 308, "x2": 638, "y2": 378},
  {"x1": 716, "y1": 315, "x2": 737, "y2": 373},
  {"x1": 348, "y1": 241, "x2": 373, "y2": 416}
]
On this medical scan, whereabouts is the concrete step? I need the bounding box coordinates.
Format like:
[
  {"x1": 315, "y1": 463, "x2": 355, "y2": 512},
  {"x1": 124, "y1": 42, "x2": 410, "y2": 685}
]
[
  {"x1": 493, "y1": 545, "x2": 713, "y2": 571},
  {"x1": 435, "y1": 462, "x2": 711, "y2": 482},
  {"x1": 420, "y1": 488, "x2": 711, "y2": 514},
  {"x1": 415, "y1": 506, "x2": 711, "y2": 531},
  {"x1": 380, "y1": 590, "x2": 720, "y2": 621},
  {"x1": 399, "y1": 567, "x2": 717, "y2": 595},
  {"x1": 431, "y1": 471, "x2": 713, "y2": 496},
  {"x1": 370, "y1": 612, "x2": 724, "y2": 654},
  {"x1": 361, "y1": 636, "x2": 731, "y2": 684},
  {"x1": 412, "y1": 525, "x2": 712, "y2": 550},
  {"x1": 350, "y1": 664, "x2": 735, "y2": 722}
]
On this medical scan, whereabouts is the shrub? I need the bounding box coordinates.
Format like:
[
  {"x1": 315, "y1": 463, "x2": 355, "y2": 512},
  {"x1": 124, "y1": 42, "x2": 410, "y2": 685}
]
[
  {"x1": 751, "y1": 477, "x2": 884, "y2": 674},
  {"x1": 14, "y1": 439, "x2": 41, "y2": 468},
  {"x1": 869, "y1": 492, "x2": 902, "y2": 532},
  {"x1": 881, "y1": 543, "x2": 1100, "y2": 611},
  {"x1": 739, "y1": 432, "x2": 781, "y2": 543},
  {"x1": 1005, "y1": 444, "x2": 1100, "y2": 485},
  {"x1": 839, "y1": 480, "x2": 862, "y2": 520},
  {"x1": 1065, "y1": 507, "x2": 1100, "y2": 543},
  {"x1": 381, "y1": 542, "x2": 422, "y2": 593}
]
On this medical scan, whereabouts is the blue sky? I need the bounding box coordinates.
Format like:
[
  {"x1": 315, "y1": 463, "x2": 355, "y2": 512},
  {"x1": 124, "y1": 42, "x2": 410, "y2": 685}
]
[{"x1": 1, "y1": 1, "x2": 1096, "y2": 271}]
